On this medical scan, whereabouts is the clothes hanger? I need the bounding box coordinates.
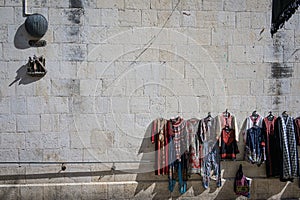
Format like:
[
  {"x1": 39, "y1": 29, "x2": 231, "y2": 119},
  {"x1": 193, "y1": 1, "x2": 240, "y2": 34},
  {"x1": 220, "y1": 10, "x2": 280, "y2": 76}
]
[
  {"x1": 223, "y1": 109, "x2": 229, "y2": 117},
  {"x1": 267, "y1": 111, "x2": 274, "y2": 121},
  {"x1": 282, "y1": 111, "x2": 288, "y2": 117}
]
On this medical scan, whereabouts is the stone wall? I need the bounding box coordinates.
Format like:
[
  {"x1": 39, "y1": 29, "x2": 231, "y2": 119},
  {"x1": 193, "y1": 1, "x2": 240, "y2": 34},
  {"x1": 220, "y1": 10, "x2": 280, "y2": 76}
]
[{"x1": 0, "y1": 0, "x2": 300, "y2": 199}]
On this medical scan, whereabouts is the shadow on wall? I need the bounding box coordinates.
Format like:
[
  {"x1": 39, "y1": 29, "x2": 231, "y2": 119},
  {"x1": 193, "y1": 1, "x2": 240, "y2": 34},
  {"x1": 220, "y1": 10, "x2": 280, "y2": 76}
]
[
  {"x1": 9, "y1": 64, "x2": 43, "y2": 86},
  {"x1": 14, "y1": 23, "x2": 35, "y2": 49}
]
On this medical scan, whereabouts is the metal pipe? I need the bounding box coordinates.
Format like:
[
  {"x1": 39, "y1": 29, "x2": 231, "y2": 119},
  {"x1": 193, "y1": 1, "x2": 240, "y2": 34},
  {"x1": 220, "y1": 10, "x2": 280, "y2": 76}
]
[
  {"x1": 0, "y1": 161, "x2": 152, "y2": 165},
  {"x1": 23, "y1": 0, "x2": 32, "y2": 17}
]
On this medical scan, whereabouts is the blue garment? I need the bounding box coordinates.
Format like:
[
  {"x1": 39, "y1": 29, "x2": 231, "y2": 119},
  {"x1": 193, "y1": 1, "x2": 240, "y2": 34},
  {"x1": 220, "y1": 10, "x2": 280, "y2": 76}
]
[
  {"x1": 245, "y1": 126, "x2": 265, "y2": 165},
  {"x1": 202, "y1": 143, "x2": 221, "y2": 189}
]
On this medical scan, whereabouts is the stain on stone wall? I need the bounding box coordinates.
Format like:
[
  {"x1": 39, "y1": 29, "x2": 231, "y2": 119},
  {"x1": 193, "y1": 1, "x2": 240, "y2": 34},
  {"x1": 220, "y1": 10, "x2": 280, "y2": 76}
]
[
  {"x1": 65, "y1": 9, "x2": 85, "y2": 24},
  {"x1": 70, "y1": 0, "x2": 83, "y2": 8},
  {"x1": 270, "y1": 63, "x2": 293, "y2": 79}
]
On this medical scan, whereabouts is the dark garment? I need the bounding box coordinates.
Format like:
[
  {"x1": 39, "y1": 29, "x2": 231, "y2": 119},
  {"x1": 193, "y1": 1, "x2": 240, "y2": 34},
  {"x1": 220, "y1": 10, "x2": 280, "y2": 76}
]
[
  {"x1": 274, "y1": 116, "x2": 299, "y2": 182},
  {"x1": 245, "y1": 126, "x2": 265, "y2": 166},
  {"x1": 271, "y1": 0, "x2": 300, "y2": 36},
  {"x1": 262, "y1": 117, "x2": 279, "y2": 177},
  {"x1": 294, "y1": 117, "x2": 300, "y2": 145},
  {"x1": 220, "y1": 127, "x2": 239, "y2": 160}
]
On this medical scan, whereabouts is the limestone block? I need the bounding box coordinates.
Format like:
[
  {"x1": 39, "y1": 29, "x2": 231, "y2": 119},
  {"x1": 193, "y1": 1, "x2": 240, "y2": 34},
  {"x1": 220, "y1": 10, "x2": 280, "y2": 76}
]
[
  {"x1": 41, "y1": 114, "x2": 60, "y2": 132},
  {"x1": 246, "y1": 0, "x2": 272, "y2": 12},
  {"x1": 250, "y1": 80, "x2": 264, "y2": 96},
  {"x1": 205, "y1": 45, "x2": 228, "y2": 63},
  {"x1": 178, "y1": 0, "x2": 201, "y2": 10},
  {"x1": 228, "y1": 45, "x2": 247, "y2": 63},
  {"x1": 3, "y1": 43, "x2": 35, "y2": 61},
  {"x1": 256, "y1": 95, "x2": 273, "y2": 111},
  {"x1": 157, "y1": 10, "x2": 181, "y2": 28},
  {"x1": 27, "y1": 96, "x2": 45, "y2": 114},
  {"x1": 19, "y1": 148, "x2": 43, "y2": 161},
  {"x1": 251, "y1": 12, "x2": 267, "y2": 29},
  {"x1": 0, "y1": 0, "x2": 3, "y2": 6},
  {"x1": 226, "y1": 79, "x2": 250, "y2": 95},
  {"x1": 43, "y1": 148, "x2": 83, "y2": 162},
  {"x1": 36, "y1": 43, "x2": 61, "y2": 61},
  {"x1": 20, "y1": 186, "x2": 44, "y2": 200},
  {"x1": 263, "y1": 45, "x2": 284, "y2": 63},
  {"x1": 224, "y1": 0, "x2": 246, "y2": 11},
  {"x1": 286, "y1": 96, "x2": 300, "y2": 111},
  {"x1": 17, "y1": 115, "x2": 40, "y2": 132},
  {"x1": 71, "y1": 96, "x2": 95, "y2": 114},
  {"x1": 87, "y1": 26, "x2": 107, "y2": 44},
  {"x1": 166, "y1": 96, "x2": 179, "y2": 113},
  {"x1": 51, "y1": 79, "x2": 80, "y2": 96},
  {"x1": 212, "y1": 28, "x2": 233, "y2": 46},
  {"x1": 80, "y1": 79, "x2": 102, "y2": 96},
  {"x1": 196, "y1": 11, "x2": 218, "y2": 28},
  {"x1": 62, "y1": 44, "x2": 87, "y2": 62},
  {"x1": 44, "y1": 97, "x2": 69, "y2": 114},
  {"x1": 59, "y1": 114, "x2": 78, "y2": 132},
  {"x1": 81, "y1": 184, "x2": 108, "y2": 200},
  {"x1": 201, "y1": 0, "x2": 223, "y2": 11},
  {"x1": 0, "y1": 149, "x2": 18, "y2": 161},
  {"x1": 72, "y1": 114, "x2": 105, "y2": 131},
  {"x1": 235, "y1": 64, "x2": 257, "y2": 79},
  {"x1": 186, "y1": 28, "x2": 211, "y2": 45},
  {"x1": 181, "y1": 11, "x2": 196, "y2": 27},
  {"x1": 142, "y1": 10, "x2": 158, "y2": 26},
  {"x1": 0, "y1": 26, "x2": 7, "y2": 43},
  {"x1": 97, "y1": 0, "x2": 125, "y2": 9},
  {"x1": 233, "y1": 29, "x2": 257, "y2": 45},
  {"x1": 11, "y1": 97, "x2": 27, "y2": 114},
  {"x1": 0, "y1": 97, "x2": 10, "y2": 114},
  {"x1": 178, "y1": 96, "x2": 199, "y2": 113},
  {"x1": 129, "y1": 96, "x2": 150, "y2": 113},
  {"x1": 125, "y1": 0, "x2": 149, "y2": 9},
  {"x1": 53, "y1": 26, "x2": 81, "y2": 43},
  {"x1": 264, "y1": 79, "x2": 291, "y2": 95},
  {"x1": 236, "y1": 12, "x2": 251, "y2": 29},
  {"x1": 271, "y1": 96, "x2": 286, "y2": 111},
  {"x1": 165, "y1": 61, "x2": 184, "y2": 79},
  {"x1": 35, "y1": 79, "x2": 51, "y2": 96},
  {"x1": 107, "y1": 184, "x2": 125, "y2": 199},
  {"x1": 0, "y1": 7, "x2": 13, "y2": 24},
  {"x1": 25, "y1": 132, "x2": 43, "y2": 149},
  {"x1": 101, "y1": 8, "x2": 118, "y2": 26},
  {"x1": 240, "y1": 96, "x2": 257, "y2": 111},
  {"x1": 119, "y1": 9, "x2": 142, "y2": 27},
  {"x1": 150, "y1": 0, "x2": 172, "y2": 10},
  {"x1": 1, "y1": 133, "x2": 25, "y2": 149}
]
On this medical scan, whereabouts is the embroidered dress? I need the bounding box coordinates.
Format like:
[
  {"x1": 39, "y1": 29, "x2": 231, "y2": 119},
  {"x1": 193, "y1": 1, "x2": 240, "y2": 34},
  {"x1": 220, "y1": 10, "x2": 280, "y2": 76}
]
[
  {"x1": 168, "y1": 117, "x2": 188, "y2": 194},
  {"x1": 262, "y1": 116, "x2": 279, "y2": 177},
  {"x1": 220, "y1": 127, "x2": 239, "y2": 160},
  {"x1": 151, "y1": 118, "x2": 169, "y2": 175},
  {"x1": 170, "y1": 117, "x2": 187, "y2": 161},
  {"x1": 217, "y1": 112, "x2": 239, "y2": 144},
  {"x1": 186, "y1": 118, "x2": 201, "y2": 174},
  {"x1": 275, "y1": 116, "x2": 299, "y2": 181}
]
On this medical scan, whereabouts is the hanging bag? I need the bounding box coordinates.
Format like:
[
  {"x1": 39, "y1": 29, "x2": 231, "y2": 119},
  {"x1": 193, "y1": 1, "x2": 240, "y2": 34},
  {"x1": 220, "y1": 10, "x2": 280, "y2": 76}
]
[{"x1": 234, "y1": 164, "x2": 251, "y2": 198}]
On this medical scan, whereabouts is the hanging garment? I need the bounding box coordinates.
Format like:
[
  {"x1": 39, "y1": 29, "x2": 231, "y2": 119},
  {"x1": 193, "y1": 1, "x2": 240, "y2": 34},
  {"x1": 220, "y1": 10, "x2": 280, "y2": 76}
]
[
  {"x1": 169, "y1": 116, "x2": 187, "y2": 161},
  {"x1": 262, "y1": 116, "x2": 279, "y2": 177},
  {"x1": 186, "y1": 118, "x2": 201, "y2": 174},
  {"x1": 151, "y1": 118, "x2": 169, "y2": 175},
  {"x1": 199, "y1": 116, "x2": 219, "y2": 160},
  {"x1": 244, "y1": 125, "x2": 265, "y2": 165},
  {"x1": 168, "y1": 135, "x2": 188, "y2": 194},
  {"x1": 275, "y1": 115, "x2": 299, "y2": 181},
  {"x1": 217, "y1": 111, "x2": 239, "y2": 144},
  {"x1": 271, "y1": 0, "x2": 300, "y2": 36},
  {"x1": 201, "y1": 143, "x2": 222, "y2": 189},
  {"x1": 220, "y1": 127, "x2": 239, "y2": 160},
  {"x1": 199, "y1": 116, "x2": 222, "y2": 188},
  {"x1": 241, "y1": 114, "x2": 263, "y2": 143},
  {"x1": 294, "y1": 117, "x2": 300, "y2": 145}
]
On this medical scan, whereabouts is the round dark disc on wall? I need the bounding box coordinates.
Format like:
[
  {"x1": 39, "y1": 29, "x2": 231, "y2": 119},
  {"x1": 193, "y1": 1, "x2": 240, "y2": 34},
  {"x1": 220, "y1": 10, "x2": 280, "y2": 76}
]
[{"x1": 25, "y1": 13, "x2": 48, "y2": 38}]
